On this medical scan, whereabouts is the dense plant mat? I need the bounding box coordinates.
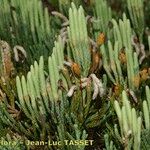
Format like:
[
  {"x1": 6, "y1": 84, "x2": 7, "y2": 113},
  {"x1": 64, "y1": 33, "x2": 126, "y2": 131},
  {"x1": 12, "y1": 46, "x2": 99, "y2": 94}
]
[{"x1": 0, "y1": 0, "x2": 150, "y2": 150}]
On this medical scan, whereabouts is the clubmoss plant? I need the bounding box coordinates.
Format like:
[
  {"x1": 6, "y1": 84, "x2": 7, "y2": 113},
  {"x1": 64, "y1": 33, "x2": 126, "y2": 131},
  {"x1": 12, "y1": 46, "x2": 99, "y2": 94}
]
[{"x1": 0, "y1": 1, "x2": 150, "y2": 150}]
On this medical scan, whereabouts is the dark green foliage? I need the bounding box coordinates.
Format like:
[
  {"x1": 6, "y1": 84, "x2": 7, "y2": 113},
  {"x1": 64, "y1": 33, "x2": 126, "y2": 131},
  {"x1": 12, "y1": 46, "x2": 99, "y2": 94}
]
[
  {"x1": 141, "y1": 129, "x2": 150, "y2": 150},
  {"x1": 0, "y1": 0, "x2": 150, "y2": 150}
]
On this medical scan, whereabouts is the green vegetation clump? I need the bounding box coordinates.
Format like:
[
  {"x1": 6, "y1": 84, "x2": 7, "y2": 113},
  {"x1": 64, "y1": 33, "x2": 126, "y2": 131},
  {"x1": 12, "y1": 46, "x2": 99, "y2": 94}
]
[{"x1": 0, "y1": 0, "x2": 150, "y2": 150}]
